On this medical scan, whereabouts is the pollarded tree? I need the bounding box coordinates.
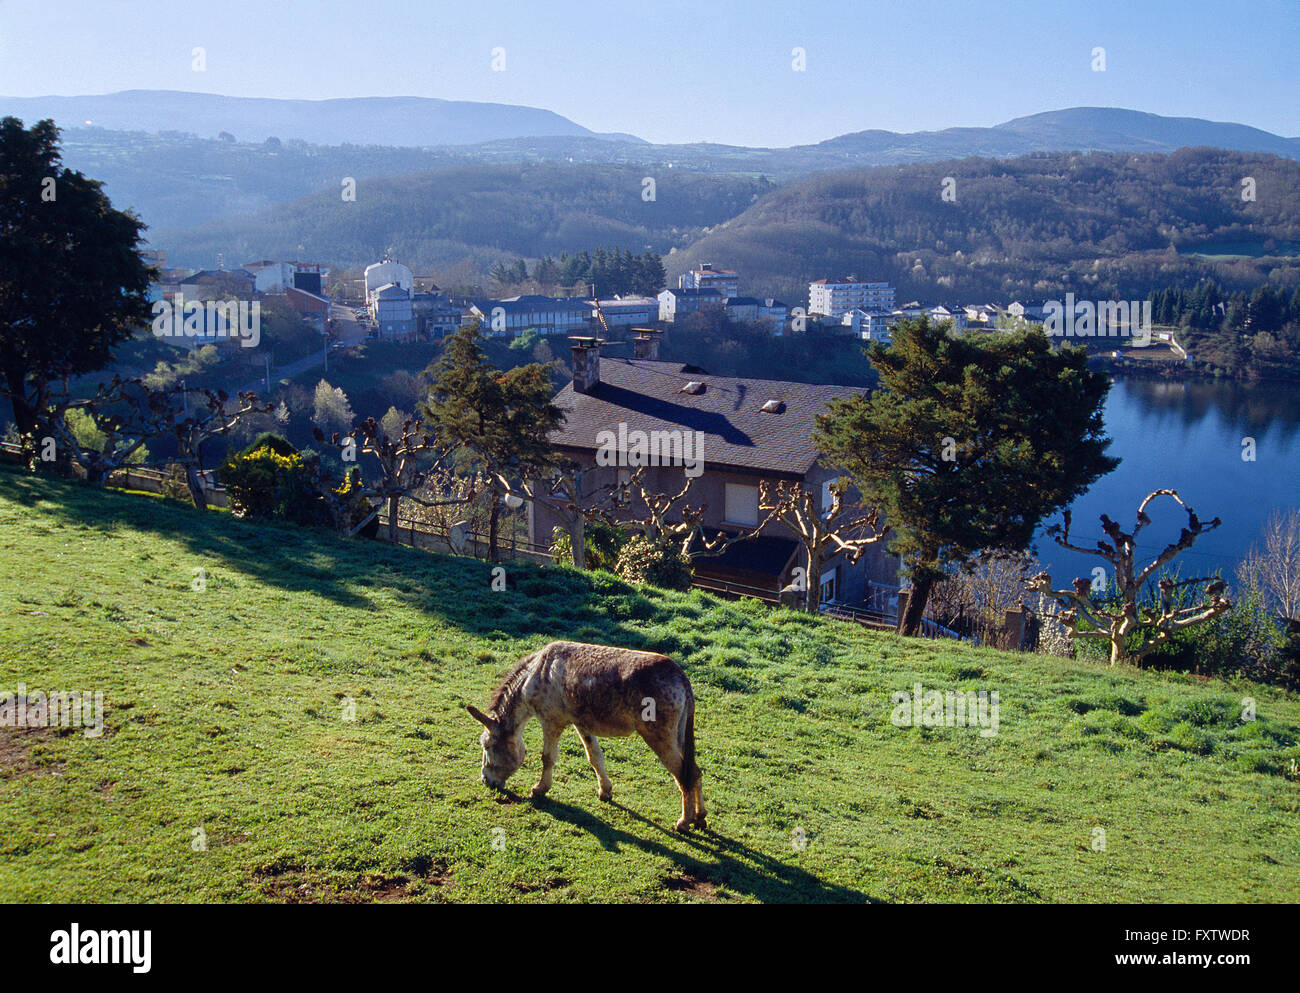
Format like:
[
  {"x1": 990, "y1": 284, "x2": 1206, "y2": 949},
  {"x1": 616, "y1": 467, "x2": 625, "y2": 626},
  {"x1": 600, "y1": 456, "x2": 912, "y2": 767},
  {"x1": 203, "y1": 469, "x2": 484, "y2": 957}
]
[
  {"x1": 1027, "y1": 489, "x2": 1232, "y2": 666},
  {"x1": 752, "y1": 479, "x2": 890, "y2": 614},
  {"x1": 0, "y1": 118, "x2": 155, "y2": 437},
  {"x1": 814, "y1": 318, "x2": 1118, "y2": 635},
  {"x1": 45, "y1": 375, "x2": 163, "y2": 485},
  {"x1": 608, "y1": 467, "x2": 730, "y2": 559},
  {"x1": 169, "y1": 388, "x2": 273, "y2": 510},
  {"x1": 314, "y1": 415, "x2": 475, "y2": 542}
]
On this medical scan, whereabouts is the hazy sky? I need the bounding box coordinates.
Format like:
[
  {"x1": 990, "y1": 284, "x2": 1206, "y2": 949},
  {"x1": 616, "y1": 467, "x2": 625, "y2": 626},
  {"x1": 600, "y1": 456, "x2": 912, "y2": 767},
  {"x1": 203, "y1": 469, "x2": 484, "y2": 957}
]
[{"x1": 1, "y1": 0, "x2": 1296, "y2": 146}]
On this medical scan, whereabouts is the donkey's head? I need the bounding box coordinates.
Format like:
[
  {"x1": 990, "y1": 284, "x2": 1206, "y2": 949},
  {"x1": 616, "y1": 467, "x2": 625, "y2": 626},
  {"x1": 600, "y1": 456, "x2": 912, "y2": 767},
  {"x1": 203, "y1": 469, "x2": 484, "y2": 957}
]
[{"x1": 467, "y1": 705, "x2": 525, "y2": 789}]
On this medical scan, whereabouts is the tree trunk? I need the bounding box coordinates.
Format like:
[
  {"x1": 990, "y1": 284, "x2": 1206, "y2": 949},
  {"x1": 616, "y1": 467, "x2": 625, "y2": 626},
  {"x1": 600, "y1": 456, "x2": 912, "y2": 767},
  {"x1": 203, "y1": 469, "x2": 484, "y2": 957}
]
[
  {"x1": 488, "y1": 498, "x2": 500, "y2": 562},
  {"x1": 804, "y1": 543, "x2": 823, "y2": 614},
  {"x1": 898, "y1": 569, "x2": 938, "y2": 637},
  {"x1": 184, "y1": 463, "x2": 209, "y2": 511},
  {"x1": 4, "y1": 369, "x2": 42, "y2": 438},
  {"x1": 387, "y1": 494, "x2": 399, "y2": 543},
  {"x1": 569, "y1": 516, "x2": 586, "y2": 570}
]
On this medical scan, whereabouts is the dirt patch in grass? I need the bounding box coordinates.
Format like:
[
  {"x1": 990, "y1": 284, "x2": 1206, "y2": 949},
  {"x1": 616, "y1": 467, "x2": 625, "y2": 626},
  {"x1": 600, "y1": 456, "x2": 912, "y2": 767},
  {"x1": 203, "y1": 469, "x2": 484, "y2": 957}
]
[
  {"x1": 511, "y1": 876, "x2": 571, "y2": 894},
  {"x1": 0, "y1": 725, "x2": 64, "y2": 778},
  {"x1": 660, "y1": 871, "x2": 719, "y2": 901},
  {"x1": 253, "y1": 858, "x2": 452, "y2": 903}
]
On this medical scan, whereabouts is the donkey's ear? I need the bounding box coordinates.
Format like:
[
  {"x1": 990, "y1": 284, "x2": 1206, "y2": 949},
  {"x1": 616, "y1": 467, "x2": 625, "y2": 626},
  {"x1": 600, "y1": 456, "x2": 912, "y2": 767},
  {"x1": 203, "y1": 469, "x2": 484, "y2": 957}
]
[{"x1": 466, "y1": 704, "x2": 497, "y2": 729}]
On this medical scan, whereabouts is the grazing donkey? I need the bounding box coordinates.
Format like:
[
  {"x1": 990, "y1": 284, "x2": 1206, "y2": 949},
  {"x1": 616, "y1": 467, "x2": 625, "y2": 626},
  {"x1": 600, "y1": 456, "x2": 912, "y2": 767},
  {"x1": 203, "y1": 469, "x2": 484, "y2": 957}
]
[{"x1": 467, "y1": 640, "x2": 706, "y2": 832}]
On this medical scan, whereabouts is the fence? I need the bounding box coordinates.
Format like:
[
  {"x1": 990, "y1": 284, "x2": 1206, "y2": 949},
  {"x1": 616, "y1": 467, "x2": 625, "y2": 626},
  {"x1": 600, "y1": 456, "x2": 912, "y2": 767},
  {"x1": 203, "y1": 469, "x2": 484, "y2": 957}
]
[
  {"x1": 376, "y1": 511, "x2": 553, "y2": 564},
  {"x1": 0, "y1": 443, "x2": 229, "y2": 508}
]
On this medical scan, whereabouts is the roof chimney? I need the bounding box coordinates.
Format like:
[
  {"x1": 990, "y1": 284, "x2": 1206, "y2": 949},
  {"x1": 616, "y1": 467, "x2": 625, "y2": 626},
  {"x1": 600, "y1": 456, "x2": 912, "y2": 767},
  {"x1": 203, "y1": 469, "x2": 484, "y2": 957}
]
[
  {"x1": 570, "y1": 336, "x2": 603, "y2": 393},
  {"x1": 631, "y1": 328, "x2": 662, "y2": 361}
]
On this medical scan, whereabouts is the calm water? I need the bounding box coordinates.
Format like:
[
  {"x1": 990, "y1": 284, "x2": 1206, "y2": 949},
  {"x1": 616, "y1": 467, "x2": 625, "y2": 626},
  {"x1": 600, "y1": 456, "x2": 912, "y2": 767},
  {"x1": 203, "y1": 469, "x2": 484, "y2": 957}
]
[{"x1": 1034, "y1": 377, "x2": 1300, "y2": 586}]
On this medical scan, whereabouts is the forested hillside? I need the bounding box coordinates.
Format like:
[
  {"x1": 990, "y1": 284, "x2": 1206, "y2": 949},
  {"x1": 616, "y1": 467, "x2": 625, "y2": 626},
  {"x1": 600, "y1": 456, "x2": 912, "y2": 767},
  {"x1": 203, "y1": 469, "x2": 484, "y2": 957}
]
[
  {"x1": 668, "y1": 149, "x2": 1300, "y2": 302},
  {"x1": 153, "y1": 163, "x2": 773, "y2": 271}
]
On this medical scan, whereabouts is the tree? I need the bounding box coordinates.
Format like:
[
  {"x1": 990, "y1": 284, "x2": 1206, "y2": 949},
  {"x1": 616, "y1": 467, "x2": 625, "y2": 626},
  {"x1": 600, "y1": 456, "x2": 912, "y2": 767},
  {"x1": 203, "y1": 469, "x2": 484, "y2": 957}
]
[
  {"x1": 752, "y1": 480, "x2": 889, "y2": 613},
  {"x1": 1238, "y1": 508, "x2": 1300, "y2": 621},
  {"x1": 169, "y1": 389, "x2": 273, "y2": 510},
  {"x1": 1029, "y1": 490, "x2": 1232, "y2": 666},
  {"x1": 0, "y1": 117, "x2": 154, "y2": 437},
  {"x1": 311, "y1": 380, "x2": 354, "y2": 436},
  {"x1": 45, "y1": 375, "x2": 160, "y2": 485},
  {"x1": 422, "y1": 321, "x2": 563, "y2": 560},
  {"x1": 814, "y1": 319, "x2": 1118, "y2": 635},
  {"x1": 313, "y1": 415, "x2": 473, "y2": 543}
]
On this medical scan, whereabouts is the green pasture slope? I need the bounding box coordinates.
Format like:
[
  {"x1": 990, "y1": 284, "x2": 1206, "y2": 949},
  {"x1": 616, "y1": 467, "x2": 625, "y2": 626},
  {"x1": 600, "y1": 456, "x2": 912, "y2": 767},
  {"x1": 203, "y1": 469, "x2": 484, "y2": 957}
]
[{"x1": 0, "y1": 468, "x2": 1297, "y2": 903}]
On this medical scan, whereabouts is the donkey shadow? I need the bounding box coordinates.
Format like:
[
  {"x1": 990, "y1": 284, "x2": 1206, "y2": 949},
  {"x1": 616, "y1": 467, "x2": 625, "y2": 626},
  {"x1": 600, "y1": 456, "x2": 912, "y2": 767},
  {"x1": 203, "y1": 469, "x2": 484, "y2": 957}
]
[{"x1": 531, "y1": 795, "x2": 876, "y2": 904}]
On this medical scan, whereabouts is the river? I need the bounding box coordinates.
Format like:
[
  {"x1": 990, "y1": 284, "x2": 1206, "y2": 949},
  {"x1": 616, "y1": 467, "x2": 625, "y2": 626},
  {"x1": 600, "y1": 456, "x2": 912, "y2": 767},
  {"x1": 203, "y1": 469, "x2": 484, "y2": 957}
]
[{"x1": 1035, "y1": 376, "x2": 1300, "y2": 586}]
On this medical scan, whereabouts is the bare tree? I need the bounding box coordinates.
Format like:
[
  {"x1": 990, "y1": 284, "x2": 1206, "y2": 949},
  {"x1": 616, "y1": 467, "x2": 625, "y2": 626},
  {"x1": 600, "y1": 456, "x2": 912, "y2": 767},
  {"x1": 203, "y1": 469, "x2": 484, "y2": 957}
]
[
  {"x1": 607, "y1": 467, "x2": 730, "y2": 559},
  {"x1": 45, "y1": 376, "x2": 162, "y2": 486},
  {"x1": 1028, "y1": 489, "x2": 1231, "y2": 665},
  {"x1": 170, "y1": 389, "x2": 273, "y2": 510},
  {"x1": 752, "y1": 479, "x2": 890, "y2": 613},
  {"x1": 1238, "y1": 508, "x2": 1300, "y2": 620},
  {"x1": 314, "y1": 416, "x2": 475, "y2": 542},
  {"x1": 495, "y1": 462, "x2": 623, "y2": 570}
]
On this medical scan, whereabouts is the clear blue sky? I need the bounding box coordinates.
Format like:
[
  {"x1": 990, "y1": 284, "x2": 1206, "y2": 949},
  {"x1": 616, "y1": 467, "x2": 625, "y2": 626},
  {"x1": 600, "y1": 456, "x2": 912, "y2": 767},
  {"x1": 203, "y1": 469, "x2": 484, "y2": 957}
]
[{"x1": 1, "y1": 0, "x2": 1296, "y2": 146}]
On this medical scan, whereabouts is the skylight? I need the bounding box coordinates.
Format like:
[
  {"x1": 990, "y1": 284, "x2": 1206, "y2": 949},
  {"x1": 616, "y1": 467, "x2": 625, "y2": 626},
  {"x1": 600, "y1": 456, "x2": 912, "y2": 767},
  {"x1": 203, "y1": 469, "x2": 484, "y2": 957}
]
[
  {"x1": 760, "y1": 399, "x2": 784, "y2": 413},
  {"x1": 680, "y1": 381, "x2": 704, "y2": 395}
]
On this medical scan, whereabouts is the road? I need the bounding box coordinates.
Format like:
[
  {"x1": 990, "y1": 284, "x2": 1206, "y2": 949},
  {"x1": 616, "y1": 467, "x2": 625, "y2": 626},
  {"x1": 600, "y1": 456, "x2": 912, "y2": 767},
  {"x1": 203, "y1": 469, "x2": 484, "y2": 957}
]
[{"x1": 239, "y1": 303, "x2": 369, "y2": 395}]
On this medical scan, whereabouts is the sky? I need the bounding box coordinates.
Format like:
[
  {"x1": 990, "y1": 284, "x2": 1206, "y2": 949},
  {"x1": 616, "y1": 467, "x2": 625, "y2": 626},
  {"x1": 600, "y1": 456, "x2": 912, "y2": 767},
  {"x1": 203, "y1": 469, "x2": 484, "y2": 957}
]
[{"x1": 0, "y1": 0, "x2": 1296, "y2": 146}]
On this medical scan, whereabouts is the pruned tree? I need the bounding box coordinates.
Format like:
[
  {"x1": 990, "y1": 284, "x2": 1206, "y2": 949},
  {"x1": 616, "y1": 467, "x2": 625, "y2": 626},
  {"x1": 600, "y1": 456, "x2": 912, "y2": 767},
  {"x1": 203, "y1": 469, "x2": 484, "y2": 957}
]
[
  {"x1": 495, "y1": 461, "x2": 624, "y2": 570},
  {"x1": 752, "y1": 479, "x2": 889, "y2": 613},
  {"x1": 169, "y1": 389, "x2": 273, "y2": 510},
  {"x1": 1028, "y1": 489, "x2": 1232, "y2": 665},
  {"x1": 45, "y1": 375, "x2": 162, "y2": 485},
  {"x1": 313, "y1": 415, "x2": 475, "y2": 542},
  {"x1": 608, "y1": 467, "x2": 730, "y2": 558}
]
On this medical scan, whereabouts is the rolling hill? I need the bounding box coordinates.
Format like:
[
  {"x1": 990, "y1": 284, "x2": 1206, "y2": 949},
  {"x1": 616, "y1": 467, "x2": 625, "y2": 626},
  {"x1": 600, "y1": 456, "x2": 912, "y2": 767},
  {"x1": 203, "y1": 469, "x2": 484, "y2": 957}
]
[
  {"x1": 1, "y1": 468, "x2": 1297, "y2": 902},
  {"x1": 0, "y1": 90, "x2": 643, "y2": 147},
  {"x1": 665, "y1": 148, "x2": 1300, "y2": 303}
]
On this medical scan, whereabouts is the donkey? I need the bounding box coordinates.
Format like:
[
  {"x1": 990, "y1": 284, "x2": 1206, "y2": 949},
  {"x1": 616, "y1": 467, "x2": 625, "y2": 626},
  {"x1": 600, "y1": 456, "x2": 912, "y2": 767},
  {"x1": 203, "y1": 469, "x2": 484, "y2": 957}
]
[{"x1": 467, "y1": 640, "x2": 706, "y2": 832}]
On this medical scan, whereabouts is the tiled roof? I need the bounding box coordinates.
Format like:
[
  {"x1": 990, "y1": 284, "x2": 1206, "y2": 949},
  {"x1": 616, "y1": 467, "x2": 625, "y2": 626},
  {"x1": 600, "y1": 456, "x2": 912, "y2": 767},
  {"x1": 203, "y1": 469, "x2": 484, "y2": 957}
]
[{"x1": 549, "y1": 357, "x2": 864, "y2": 476}]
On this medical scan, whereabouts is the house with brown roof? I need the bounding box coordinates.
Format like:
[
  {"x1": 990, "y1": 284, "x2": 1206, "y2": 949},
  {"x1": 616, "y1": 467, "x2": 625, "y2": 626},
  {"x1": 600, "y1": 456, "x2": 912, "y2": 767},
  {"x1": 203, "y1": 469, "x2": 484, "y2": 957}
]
[{"x1": 532, "y1": 337, "x2": 901, "y2": 607}]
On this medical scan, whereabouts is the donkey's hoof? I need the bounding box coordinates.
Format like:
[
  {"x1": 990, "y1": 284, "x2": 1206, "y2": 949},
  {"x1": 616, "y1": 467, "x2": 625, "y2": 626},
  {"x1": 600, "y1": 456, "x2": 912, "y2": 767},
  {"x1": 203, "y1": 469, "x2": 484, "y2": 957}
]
[
  {"x1": 597, "y1": 790, "x2": 612, "y2": 802},
  {"x1": 529, "y1": 786, "x2": 549, "y2": 800},
  {"x1": 674, "y1": 818, "x2": 692, "y2": 833},
  {"x1": 694, "y1": 815, "x2": 708, "y2": 830}
]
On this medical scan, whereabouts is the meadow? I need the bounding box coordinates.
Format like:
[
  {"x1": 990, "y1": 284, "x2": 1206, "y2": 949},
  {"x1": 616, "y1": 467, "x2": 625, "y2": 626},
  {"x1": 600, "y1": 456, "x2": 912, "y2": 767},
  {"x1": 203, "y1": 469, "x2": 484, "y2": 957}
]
[{"x1": 1, "y1": 468, "x2": 1297, "y2": 903}]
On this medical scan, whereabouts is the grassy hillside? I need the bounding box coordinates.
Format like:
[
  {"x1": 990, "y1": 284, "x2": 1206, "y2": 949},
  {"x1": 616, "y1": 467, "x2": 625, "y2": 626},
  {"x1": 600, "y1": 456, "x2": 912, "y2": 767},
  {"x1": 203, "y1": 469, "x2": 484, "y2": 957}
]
[{"x1": 1, "y1": 469, "x2": 1297, "y2": 903}]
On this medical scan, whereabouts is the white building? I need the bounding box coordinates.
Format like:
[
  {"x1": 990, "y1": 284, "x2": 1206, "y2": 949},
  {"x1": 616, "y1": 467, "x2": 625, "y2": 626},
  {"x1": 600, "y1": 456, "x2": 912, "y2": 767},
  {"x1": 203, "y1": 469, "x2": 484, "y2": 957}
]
[
  {"x1": 591, "y1": 295, "x2": 659, "y2": 328},
  {"x1": 370, "y1": 283, "x2": 417, "y2": 339},
  {"x1": 678, "y1": 262, "x2": 739, "y2": 298},
  {"x1": 469, "y1": 295, "x2": 591, "y2": 336},
  {"x1": 808, "y1": 278, "x2": 896, "y2": 319},
  {"x1": 658, "y1": 288, "x2": 725, "y2": 323},
  {"x1": 927, "y1": 305, "x2": 968, "y2": 330},
  {"x1": 842, "y1": 309, "x2": 895, "y2": 342},
  {"x1": 364, "y1": 259, "x2": 414, "y2": 299}
]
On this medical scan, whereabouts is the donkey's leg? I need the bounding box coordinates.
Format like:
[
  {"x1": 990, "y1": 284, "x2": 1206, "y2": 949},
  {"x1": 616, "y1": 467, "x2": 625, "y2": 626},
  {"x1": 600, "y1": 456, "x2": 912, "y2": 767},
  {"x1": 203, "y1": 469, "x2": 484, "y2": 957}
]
[
  {"x1": 577, "y1": 729, "x2": 613, "y2": 801},
  {"x1": 639, "y1": 728, "x2": 696, "y2": 832},
  {"x1": 530, "y1": 721, "x2": 565, "y2": 799},
  {"x1": 692, "y1": 779, "x2": 707, "y2": 829}
]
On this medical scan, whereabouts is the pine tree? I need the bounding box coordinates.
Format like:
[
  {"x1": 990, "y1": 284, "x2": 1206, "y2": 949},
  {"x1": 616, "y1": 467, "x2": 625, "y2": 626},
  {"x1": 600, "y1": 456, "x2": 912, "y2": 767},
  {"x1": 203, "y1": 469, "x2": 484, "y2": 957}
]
[{"x1": 814, "y1": 318, "x2": 1118, "y2": 635}]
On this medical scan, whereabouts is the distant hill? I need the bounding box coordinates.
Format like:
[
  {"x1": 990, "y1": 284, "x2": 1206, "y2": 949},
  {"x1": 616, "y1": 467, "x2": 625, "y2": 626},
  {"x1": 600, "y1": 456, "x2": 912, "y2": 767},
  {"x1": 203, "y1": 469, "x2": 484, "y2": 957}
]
[
  {"x1": 151, "y1": 163, "x2": 772, "y2": 271},
  {"x1": 666, "y1": 148, "x2": 1300, "y2": 303},
  {"x1": 0, "y1": 89, "x2": 644, "y2": 146}
]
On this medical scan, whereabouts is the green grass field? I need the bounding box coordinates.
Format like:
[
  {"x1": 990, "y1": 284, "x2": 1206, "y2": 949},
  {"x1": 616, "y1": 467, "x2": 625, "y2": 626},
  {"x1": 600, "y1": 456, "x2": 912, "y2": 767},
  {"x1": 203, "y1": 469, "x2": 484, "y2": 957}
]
[{"x1": 1, "y1": 468, "x2": 1297, "y2": 903}]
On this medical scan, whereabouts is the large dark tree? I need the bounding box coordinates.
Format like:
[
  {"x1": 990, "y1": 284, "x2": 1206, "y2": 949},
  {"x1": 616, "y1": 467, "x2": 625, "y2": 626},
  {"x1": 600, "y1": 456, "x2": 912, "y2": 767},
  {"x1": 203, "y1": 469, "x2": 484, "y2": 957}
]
[
  {"x1": 814, "y1": 318, "x2": 1118, "y2": 635},
  {"x1": 421, "y1": 321, "x2": 563, "y2": 560},
  {"x1": 0, "y1": 118, "x2": 155, "y2": 437}
]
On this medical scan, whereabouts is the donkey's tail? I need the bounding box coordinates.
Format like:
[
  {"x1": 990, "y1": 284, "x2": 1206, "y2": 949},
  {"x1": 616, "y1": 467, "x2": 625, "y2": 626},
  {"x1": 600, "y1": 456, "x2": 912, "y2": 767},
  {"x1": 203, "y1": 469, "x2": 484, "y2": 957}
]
[{"x1": 681, "y1": 693, "x2": 699, "y2": 789}]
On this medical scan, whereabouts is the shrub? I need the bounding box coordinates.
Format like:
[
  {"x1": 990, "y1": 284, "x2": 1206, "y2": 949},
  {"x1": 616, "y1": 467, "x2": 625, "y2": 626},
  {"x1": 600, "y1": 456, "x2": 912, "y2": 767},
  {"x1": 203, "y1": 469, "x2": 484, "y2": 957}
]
[
  {"x1": 615, "y1": 536, "x2": 693, "y2": 591},
  {"x1": 218, "y1": 437, "x2": 329, "y2": 526}
]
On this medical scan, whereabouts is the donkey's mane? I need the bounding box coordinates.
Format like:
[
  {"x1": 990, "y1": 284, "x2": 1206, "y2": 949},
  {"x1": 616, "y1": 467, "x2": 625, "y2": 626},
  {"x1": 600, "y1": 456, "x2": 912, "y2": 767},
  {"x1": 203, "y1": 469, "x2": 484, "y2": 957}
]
[{"x1": 487, "y1": 651, "x2": 537, "y2": 718}]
